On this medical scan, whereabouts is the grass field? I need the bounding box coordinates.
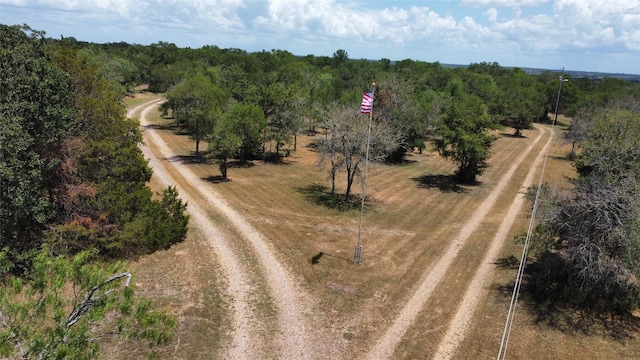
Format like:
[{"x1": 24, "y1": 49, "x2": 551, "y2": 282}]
[{"x1": 108, "y1": 93, "x2": 640, "y2": 359}]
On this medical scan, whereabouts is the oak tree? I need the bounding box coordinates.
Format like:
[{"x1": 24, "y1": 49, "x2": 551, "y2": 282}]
[
  {"x1": 165, "y1": 75, "x2": 226, "y2": 157},
  {"x1": 316, "y1": 103, "x2": 399, "y2": 201},
  {"x1": 433, "y1": 79, "x2": 500, "y2": 183},
  {"x1": 528, "y1": 97, "x2": 640, "y2": 312}
]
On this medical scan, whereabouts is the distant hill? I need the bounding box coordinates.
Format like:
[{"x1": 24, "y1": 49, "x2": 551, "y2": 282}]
[
  {"x1": 439, "y1": 63, "x2": 640, "y2": 82},
  {"x1": 520, "y1": 67, "x2": 640, "y2": 82}
]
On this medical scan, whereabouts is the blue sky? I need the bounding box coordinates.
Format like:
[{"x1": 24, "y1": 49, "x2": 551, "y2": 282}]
[{"x1": 1, "y1": 0, "x2": 639, "y2": 74}]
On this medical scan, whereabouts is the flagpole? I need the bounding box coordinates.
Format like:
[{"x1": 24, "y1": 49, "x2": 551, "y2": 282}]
[{"x1": 354, "y1": 82, "x2": 375, "y2": 264}]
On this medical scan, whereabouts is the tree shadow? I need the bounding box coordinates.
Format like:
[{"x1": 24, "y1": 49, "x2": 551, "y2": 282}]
[
  {"x1": 305, "y1": 141, "x2": 320, "y2": 151},
  {"x1": 263, "y1": 152, "x2": 294, "y2": 165},
  {"x1": 528, "y1": 298, "x2": 640, "y2": 341},
  {"x1": 411, "y1": 174, "x2": 470, "y2": 193},
  {"x1": 385, "y1": 158, "x2": 418, "y2": 166},
  {"x1": 493, "y1": 269, "x2": 640, "y2": 341},
  {"x1": 202, "y1": 175, "x2": 228, "y2": 183},
  {"x1": 551, "y1": 154, "x2": 574, "y2": 162},
  {"x1": 296, "y1": 184, "x2": 368, "y2": 211},
  {"x1": 143, "y1": 122, "x2": 179, "y2": 131},
  {"x1": 227, "y1": 160, "x2": 255, "y2": 168},
  {"x1": 494, "y1": 255, "x2": 520, "y2": 269},
  {"x1": 169, "y1": 154, "x2": 209, "y2": 165},
  {"x1": 499, "y1": 131, "x2": 527, "y2": 139}
]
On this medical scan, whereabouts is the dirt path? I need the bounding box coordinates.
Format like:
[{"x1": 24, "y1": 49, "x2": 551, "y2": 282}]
[
  {"x1": 433, "y1": 125, "x2": 553, "y2": 359},
  {"x1": 365, "y1": 125, "x2": 550, "y2": 360},
  {"x1": 129, "y1": 96, "x2": 554, "y2": 359},
  {"x1": 128, "y1": 99, "x2": 315, "y2": 359}
]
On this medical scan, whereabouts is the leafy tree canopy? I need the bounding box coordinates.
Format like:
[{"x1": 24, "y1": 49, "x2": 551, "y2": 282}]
[
  {"x1": 0, "y1": 246, "x2": 174, "y2": 359},
  {"x1": 434, "y1": 80, "x2": 501, "y2": 183}
]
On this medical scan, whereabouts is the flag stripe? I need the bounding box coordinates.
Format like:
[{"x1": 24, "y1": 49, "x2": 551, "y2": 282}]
[{"x1": 360, "y1": 91, "x2": 373, "y2": 114}]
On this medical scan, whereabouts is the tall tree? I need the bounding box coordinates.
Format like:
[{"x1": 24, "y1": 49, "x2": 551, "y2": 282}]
[
  {"x1": 332, "y1": 49, "x2": 349, "y2": 68},
  {"x1": 563, "y1": 107, "x2": 594, "y2": 159},
  {"x1": 315, "y1": 105, "x2": 344, "y2": 196},
  {"x1": 374, "y1": 74, "x2": 425, "y2": 162},
  {"x1": 165, "y1": 75, "x2": 226, "y2": 157},
  {"x1": 0, "y1": 24, "x2": 75, "y2": 257},
  {"x1": 501, "y1": 70, "x2": 545, "y2": 136},
  {"x1": 209, "y1": 103, "x2": 265, "y2": 179},
  {"x1": 433, "y1": 79, "x2": 500, "y2": 183},
  {"x1": 258, "y1": 82, "x2": 301, "y2": 157},
  {"x1": 48, "y1": 43, "x2": 189, "y2": 259}
]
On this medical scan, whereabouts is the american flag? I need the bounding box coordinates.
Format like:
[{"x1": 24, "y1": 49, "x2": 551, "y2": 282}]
[{"x1": 360, "y1": 91, "x2": 374, "y2": 114}]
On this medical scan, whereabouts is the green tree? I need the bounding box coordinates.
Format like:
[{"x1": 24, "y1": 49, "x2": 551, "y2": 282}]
[
  {"x1": 434, "y1": 80, "x2": 500, "y2": 183},
  {"x1": 541, "y1": 72, "x2": 581, "y2": 118},
  {"x1": 148, "y1": 59, "x2": 198, "y2": 93},
  {"x1": 502, "y1": 70, "x2": 545, "y2": 136},
  {"x1": 0, "y1": 246, "x2": 174, "y2": 359},
  {"x1": 48, "y1": 43, "x2": 189, "y2": 259},
  {"x1": 214, "y1": 64, "x2": 257, "y2": 103},
  {"x1": 374, "y1": 74, "x2": 426, "y2": 162},
  {"x1": 258, "y1": 82, "x2": 301, "y2": 158},
  {"x1": 310, "y1": 72, "x2": 342, "y2": 107},
  {"x1": 165, "y1": 75, "x2": 226, "y2": 157},
  {"x1": 332, "y1": 49, "x2": 349, "y2": 68},
  {"x1": 528, "y1": 97, "x2": 640, "y2": 312},
  {"x1": 208, "y1": 103, "x2": 266, "y2": 180},
  {"x1": 0, "y1": 24, "x2": 75, "y2": 258},
  {"x1": 563, "y1": 107, "x2": 594, "y2": 159}
]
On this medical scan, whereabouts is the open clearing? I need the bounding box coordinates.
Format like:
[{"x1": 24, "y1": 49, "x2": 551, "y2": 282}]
[{"x1": 104, "y1": 93, "x2": 640, "y2": 359}]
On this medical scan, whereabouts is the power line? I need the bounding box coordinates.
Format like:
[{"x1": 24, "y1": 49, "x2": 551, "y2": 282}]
[{"x1": 497, "y1": 72, "x2": 567, "y2": 359}]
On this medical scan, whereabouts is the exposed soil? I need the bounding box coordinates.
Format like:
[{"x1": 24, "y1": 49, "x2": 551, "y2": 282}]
[
  {"x1": 129, "y1": 99, "x2": 325, "y2": 359},
  {"x1": 127, "y1": 98, "x2": 555, "y2": 359}
]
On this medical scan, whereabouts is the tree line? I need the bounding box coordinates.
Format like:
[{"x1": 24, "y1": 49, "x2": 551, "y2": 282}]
[
  {"x1": 69, "y1": 35, "x2": 635, "y2": 183},
  {"x1": 2, "y1": 22, "x2": 640, "y2": 357},
  {"x1": 49, "y1": 30, "x2": 640, "y2": 317}
]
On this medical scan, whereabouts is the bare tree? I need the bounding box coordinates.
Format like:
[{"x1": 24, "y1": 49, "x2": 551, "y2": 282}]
[
  {"x1": 529, "y1": 96, "x2": 640, "y2": 312},
  {"x1": 316, "y1": 104, "x2": 399, "y2": 201},
  {"x1": 563, "y1": 107, "x2": 594, "y2": 160}
]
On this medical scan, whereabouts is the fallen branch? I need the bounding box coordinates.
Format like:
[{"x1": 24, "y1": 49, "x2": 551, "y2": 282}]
[{"x1": 65, "y1": 272, "x2": 132, "y2": 328}]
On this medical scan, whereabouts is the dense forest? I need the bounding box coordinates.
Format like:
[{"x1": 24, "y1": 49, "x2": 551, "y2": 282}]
[{"x1": 2, "y1": 23, "x2": 640, "y2": 357}]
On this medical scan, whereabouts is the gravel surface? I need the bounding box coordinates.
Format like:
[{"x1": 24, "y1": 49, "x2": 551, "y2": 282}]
[
  {"x1": 365, "y1": 125, "x2": 551, "y2": 360},
  {"x1": 129, "y1": 98, "x2": 553, "y2": 359},
  {"x1": 433, "y1": 125, "x2": 552, "y2": 359},
  {"x1": 128, "y1": 99, "x2": 316, "y2": 359}
]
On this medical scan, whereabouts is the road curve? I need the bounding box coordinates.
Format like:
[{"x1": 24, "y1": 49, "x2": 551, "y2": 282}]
[{"x1": 128, "y1": 98, "x2": 315, "y2": 359}]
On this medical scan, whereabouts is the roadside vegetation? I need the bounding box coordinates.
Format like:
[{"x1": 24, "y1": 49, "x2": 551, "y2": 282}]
[
  {"x1": 2, "y1": 22, "x2": 640, "y2": 358},
  {"x1": 1, "y1": 25, "x2": 186, "y2": 358}
]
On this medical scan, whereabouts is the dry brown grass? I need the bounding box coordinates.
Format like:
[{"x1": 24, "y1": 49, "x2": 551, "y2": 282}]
[{"x1": 110, "y1": 95, "x2": 640, "y2": 359}]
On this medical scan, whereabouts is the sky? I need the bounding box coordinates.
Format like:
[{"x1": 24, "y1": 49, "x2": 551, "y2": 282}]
[{"x1": 1, "y1": 0, "x2": 639, "y2": 74}]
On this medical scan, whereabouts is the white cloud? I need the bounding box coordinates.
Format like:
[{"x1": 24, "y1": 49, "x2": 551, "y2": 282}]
[
  {"x1": 554, "y1": 0, "x2": 640, "y2": 50},
  {"x1": 485, "y1": 7, "x2": 498, "y2": 21},
  {"x1": 461, "y1": 0, "x2": 550, "y2": 8},
  {"x1": 252, "y1": 0, "x2": 375, "y2": 40},
  {"x1": 1, "y1": 0, "x2": 638, "y2": 72}
]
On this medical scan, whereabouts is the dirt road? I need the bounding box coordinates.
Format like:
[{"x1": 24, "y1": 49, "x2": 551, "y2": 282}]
[
  {"x1": 433, "y1": 125, "x2": 552, "y2": 359},
  {"x1": 366, "y1": 125, "x2": 551, "y2": 360},
  {"x1": 128, "y1": 99, "x2": 317, "y2": 359},
  {"x1": 128, "y1": 98, "x2": 553, "y2": 359}
]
